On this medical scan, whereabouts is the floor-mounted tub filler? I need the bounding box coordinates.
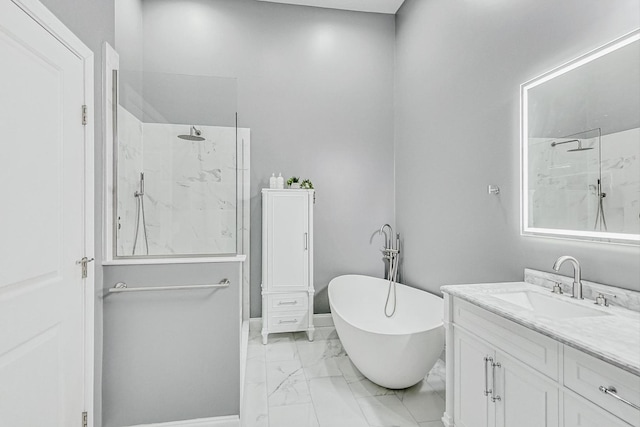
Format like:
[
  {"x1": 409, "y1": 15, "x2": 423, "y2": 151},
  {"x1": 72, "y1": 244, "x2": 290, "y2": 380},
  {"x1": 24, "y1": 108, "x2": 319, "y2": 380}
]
[{"x1": 328, "y1": 274, "x2": 445, "y2": 389}]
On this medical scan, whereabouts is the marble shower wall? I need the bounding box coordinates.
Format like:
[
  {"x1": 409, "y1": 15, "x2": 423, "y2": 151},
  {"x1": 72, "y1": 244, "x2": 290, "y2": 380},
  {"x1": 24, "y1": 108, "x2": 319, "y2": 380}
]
[
  {"x1": 116, "y1": 107, "x2": 241, "y2": 256},
  {"x1": 116, "y1": 106, "x2": 143, "y2": 256},
  {"x1": 143, "y1": 123, "x2": 237, "y2": 255},
  {"x1": 529, "y1": 127, "x2": 640, "y2": 234}
]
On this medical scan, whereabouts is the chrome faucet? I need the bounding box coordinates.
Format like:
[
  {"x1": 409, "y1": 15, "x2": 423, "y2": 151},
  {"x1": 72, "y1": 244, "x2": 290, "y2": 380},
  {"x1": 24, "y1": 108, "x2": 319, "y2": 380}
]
[
  {"x1": 378, "y1": 224, "x2": 400, "y2": 281},
  {"x1": 552, "y1": 256, "x2": 583, "y2": 299},
  {"x1": 379, "y1": 224, "x2": 393, "y2": 258}
]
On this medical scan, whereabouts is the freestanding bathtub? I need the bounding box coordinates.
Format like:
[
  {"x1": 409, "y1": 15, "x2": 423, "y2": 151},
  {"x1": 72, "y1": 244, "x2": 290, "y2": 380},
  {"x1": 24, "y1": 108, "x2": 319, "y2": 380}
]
[{"x1": 328, "y1": 274, "x2": 444, "y2": 389}]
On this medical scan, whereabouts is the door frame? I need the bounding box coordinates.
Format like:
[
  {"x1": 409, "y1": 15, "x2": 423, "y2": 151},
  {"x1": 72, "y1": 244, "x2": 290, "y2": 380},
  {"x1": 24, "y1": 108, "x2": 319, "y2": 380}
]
[{"x1": 9, "y1": 0, "x2": 96, "y2": 424}]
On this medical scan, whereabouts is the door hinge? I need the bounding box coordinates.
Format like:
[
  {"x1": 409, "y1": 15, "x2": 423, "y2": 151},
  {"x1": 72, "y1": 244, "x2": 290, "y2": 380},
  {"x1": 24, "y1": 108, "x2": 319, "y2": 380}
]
[
  {"x1": 82, "y1": 411, "x2": 88, "y2": 427},
  {"x1": 82, "y1": 104, "x2": 88, "y2": 125},
  {"x1": 76, "y1": 256, "x2": 95, "y2": 279}
]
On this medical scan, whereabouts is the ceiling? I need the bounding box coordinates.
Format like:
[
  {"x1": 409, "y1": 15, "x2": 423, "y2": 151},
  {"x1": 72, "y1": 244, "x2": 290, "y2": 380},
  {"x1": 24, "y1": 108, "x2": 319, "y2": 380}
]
[{"x1": 255, "y1": 0, "x2": 406, "y2": 14}]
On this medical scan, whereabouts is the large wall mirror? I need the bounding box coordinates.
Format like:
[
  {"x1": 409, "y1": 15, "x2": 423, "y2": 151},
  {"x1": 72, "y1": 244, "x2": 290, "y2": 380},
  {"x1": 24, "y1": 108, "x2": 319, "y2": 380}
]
[{"x1": 521, "y1": 30, "x2": 640, "y2": 244}]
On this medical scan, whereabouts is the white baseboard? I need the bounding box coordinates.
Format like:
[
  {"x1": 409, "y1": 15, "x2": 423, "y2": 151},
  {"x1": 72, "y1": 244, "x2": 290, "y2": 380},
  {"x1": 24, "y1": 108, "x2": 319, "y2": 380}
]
[
  {"x1": 124, "y1": 415, "x2": 239, "y2": 427},
  {"x1": 249, "y1": 313, "x2": 334, "y2": 332}
]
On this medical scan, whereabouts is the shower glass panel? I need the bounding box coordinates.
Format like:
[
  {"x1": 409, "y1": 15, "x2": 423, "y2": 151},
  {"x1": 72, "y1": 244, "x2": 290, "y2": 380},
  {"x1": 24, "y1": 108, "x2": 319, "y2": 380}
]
[{"x1": 115, "y1": 71, "x2": 238, "y2": 258}]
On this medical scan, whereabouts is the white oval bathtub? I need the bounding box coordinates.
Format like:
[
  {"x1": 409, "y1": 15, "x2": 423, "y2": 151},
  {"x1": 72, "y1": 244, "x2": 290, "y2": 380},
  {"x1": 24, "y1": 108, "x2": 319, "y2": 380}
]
[{"x1": 328, "y1": 274, "x2": 444, "y2": 389}]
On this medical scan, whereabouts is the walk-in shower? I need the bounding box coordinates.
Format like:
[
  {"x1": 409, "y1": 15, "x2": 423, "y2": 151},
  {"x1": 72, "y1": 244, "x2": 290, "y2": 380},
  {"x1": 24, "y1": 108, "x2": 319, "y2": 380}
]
[{"x1": 110, "y1": 70, "x2": 249, "y2": 258}]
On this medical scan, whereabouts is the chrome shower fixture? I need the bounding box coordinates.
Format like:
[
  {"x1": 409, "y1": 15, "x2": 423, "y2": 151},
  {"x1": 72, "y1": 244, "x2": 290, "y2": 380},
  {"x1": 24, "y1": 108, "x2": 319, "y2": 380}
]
[
  {"x1": 550, "y1": 139, "x2": 593, "y2": 152},
  {"x1": 567, "y1": 141, "x2": 593, "y2": 152},
  {"x1": 178, "y1": 125, "x2": 205, "y2": 141}
]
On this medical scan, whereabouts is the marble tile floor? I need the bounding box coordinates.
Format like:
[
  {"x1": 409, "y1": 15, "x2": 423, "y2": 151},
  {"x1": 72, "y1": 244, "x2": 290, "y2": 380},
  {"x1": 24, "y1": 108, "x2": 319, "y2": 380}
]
[{"x1": 242, "y1": 326, "x2": 446, "y2": 427}]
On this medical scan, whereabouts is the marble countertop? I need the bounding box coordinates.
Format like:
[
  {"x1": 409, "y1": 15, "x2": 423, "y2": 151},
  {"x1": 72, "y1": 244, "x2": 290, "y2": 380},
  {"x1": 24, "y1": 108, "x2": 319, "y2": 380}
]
[{"x1": 441, "y1": 281, "x2": 640, "y2": 376}]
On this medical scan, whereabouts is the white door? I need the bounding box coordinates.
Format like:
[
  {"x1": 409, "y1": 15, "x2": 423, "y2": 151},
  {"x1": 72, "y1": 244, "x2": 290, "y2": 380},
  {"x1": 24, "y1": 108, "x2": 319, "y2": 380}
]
[
  {"x1": 267, "y1": 192, "x2": 309, "y2": 291},
  {"x1": 0, "y1": 1, "x2": 88, "y2": 425},
  {"x1": 453, "y1": 327, "x2": 492, "y2": 427},
  {"x1": 494, "y1": 351, "x2": 559, "y2": 427}
]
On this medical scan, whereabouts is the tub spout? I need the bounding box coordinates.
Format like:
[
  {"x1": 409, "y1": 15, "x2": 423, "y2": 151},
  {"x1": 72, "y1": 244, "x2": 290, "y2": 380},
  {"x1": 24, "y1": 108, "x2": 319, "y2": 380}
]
[{"x1": 379, "y1": 224, "x2": 392, "y2": 253}]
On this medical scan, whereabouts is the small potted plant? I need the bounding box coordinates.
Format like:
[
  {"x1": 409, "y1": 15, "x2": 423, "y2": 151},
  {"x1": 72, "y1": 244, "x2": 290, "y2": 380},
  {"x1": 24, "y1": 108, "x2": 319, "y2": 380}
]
[
  {"x1": 300, "y1": 179, "x2": 314, "y2": 189},
  {"x1": 287, "y1": 176, "x2": 300, "y2": 189}
]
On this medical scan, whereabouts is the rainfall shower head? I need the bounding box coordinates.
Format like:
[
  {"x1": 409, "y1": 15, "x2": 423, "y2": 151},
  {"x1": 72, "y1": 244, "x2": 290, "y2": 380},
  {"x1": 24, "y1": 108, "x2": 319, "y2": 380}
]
[
  {"x1": 550, "y1": 139, "x2": 593, "y2": 152},
  {"x1": 178, "y1": 126, "x2": 205, "y2": 141},
  {"x1": 567, "y1": 141, "x2": 593, "y2": 152}
]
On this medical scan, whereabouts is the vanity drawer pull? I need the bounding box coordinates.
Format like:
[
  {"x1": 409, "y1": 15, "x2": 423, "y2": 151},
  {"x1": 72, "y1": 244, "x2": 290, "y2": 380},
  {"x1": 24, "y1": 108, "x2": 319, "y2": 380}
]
[
  {"x1": 484, "y1": 356, "x2": 492, "y2": 396},
  {"x1": 599, "y1": 386, "x2": 640, "y2": 411},
  {"x1": 278, "y1": 319, "x2": 298, "y2": 324},
  {"x1": 278, "y1": 300, "x2": 298, "y2": 306}
]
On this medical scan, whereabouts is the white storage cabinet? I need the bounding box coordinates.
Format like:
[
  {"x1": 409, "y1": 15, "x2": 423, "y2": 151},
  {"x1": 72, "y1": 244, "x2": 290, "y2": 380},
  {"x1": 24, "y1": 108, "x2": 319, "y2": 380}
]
[{"x1": 261, "y1": 189, "x2": 314, "y2": 344}]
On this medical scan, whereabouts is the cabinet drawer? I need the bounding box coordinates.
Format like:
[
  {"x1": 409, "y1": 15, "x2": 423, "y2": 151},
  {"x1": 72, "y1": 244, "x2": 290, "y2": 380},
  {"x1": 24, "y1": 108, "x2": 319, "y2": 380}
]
[
  {"x1": 267, "y1": 311, "x2": 309, "y2": 332},
  {"x1": 564, "y1": 392, "x2": 631, "y2": 427},
  {"x1": 453, "y1": 298, "x2": 559, "y2": 380},
  {"x1": 564, "y1": 346, "x2": 640, "y2": 426},
  {"x1": 268, "y1": 293, "x2": 308, "y2": 312}
]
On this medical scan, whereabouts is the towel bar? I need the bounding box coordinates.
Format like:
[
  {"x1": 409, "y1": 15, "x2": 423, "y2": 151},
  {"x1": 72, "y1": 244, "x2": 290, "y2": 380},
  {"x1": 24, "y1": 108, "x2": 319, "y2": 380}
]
[{"x1": 109, "y1": 278, "x2": 230, "y2": 293}]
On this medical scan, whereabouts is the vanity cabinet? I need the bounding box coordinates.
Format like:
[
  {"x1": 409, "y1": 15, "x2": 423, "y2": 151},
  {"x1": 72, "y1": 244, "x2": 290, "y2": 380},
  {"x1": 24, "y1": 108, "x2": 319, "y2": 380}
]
[
  {"x1": 261, "y1": 189, "x2": 314, "y2": 344},
  {"x1": 495, "y1": 350, "x2": 559, "y2": 427},
  {"x1": 445, "y1": 295, "x2": 640, "y2": 427},
  {"x1": 452, "y1": 305, "x2": 559, "y2": 427}
]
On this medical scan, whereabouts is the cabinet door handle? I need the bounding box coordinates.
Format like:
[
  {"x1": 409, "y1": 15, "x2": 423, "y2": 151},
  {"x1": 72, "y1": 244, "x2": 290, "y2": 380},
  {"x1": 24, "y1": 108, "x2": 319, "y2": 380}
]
[
  {"x1": 278, "y1": 319, "x2": 298, "y2": 324},
  {"x1": 484, "y1": 356, "x2": 493, "y2": 396},
  {"x1": 491, "y1": 361, "x2": 502, "y2": 402},
  {"x1": 304, "y1": 232, "x2": 308, "y2": 250},
  {"x1": 599, "y1": 386, "x2": 640, "y2": 410}
]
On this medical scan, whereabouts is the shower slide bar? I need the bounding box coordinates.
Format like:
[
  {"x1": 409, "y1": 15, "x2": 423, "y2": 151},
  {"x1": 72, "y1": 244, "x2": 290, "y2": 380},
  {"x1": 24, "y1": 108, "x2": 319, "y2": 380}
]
[{"x1": 109, "y1": 278, "x2": 230, "y2": 293}]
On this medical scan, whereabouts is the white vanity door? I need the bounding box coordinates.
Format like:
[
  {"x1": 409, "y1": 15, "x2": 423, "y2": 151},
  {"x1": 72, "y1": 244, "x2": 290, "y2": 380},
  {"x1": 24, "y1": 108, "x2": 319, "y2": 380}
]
[
  {"x1": 494, "y1": 351, "x2": 559, "y2": 427},
  {"x1": 454, "y1": 327, "x2": 493, "y2": 427}
]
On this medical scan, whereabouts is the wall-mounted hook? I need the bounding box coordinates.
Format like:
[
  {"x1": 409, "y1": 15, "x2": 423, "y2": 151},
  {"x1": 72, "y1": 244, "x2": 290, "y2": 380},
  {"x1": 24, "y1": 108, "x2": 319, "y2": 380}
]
[{"x1": 487, "y1": 185, "x2": 500, "y2": 195}]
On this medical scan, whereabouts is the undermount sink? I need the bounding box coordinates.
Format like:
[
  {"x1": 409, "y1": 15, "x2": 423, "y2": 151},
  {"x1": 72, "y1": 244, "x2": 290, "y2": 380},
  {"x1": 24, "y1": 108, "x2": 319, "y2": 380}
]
[{"x1": 493, "y1": 291, "x2": 610, "y2": 319}]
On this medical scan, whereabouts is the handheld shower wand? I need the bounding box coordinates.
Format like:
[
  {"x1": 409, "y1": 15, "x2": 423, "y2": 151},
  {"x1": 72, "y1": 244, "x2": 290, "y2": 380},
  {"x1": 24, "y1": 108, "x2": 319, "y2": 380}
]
[
  {"x1": 132, "y1": 172, "x2": 149, "y2": 255},
  {"x1": 135, "y1": 172, "x2": 144, "y2": 197}
]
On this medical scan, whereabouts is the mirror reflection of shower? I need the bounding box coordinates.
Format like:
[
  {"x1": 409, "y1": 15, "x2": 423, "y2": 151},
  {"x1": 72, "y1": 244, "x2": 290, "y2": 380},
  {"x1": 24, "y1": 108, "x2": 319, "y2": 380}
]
[
  {"x1": 132, "y1": 172, "x2": 149, "y2": 255},
  {"x1": 549, "y1": 139, "x2": 594, "y2": 152},
  {"x1": 593, "y1": 178, "x2": 607, "y2": 232},
  {"x1": 548, "y1": 129, "x2": 607, "y2": 232}
]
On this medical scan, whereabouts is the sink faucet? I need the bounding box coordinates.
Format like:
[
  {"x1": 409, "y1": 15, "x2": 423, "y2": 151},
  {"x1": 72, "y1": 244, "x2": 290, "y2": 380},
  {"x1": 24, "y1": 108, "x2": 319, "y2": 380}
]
[{"x1": 552, "y1": 256, "x2": 583, "y2": 299}]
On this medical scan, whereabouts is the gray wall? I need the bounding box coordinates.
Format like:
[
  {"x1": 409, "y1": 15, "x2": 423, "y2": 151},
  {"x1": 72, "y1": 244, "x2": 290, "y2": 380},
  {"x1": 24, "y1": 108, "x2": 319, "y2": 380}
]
[
  {"x1": 36, "y1": 1, "x2": 114, "y2": 426},
  {"x1": 140, "y1": 0, "x2": 396, "y2": 317},
  {"x1": 102, "y1": 264, "x2": 240, "y2": 427},
  {"x1": 394, "y1": 0, "x2": 640, "y2": 295}
]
